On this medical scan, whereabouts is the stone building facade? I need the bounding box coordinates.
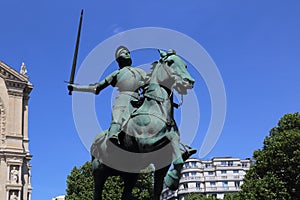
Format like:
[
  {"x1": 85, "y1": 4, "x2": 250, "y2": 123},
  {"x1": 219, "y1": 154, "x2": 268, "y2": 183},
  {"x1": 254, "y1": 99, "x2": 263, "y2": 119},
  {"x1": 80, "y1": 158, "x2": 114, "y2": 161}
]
[{"x1": 0, "y1": 61, "x2": 33, "y2": 200}]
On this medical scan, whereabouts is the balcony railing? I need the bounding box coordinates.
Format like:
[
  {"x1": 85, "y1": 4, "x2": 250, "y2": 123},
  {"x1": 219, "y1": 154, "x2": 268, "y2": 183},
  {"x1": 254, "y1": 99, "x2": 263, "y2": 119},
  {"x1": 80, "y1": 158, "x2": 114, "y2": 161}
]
[
  {"x1": 179, "y1": 174, "x2": 244, "y2": 184},
  {"x1": 177, "y1": 187, "x2": 205, "y2": 195},
  {"x1": 204, "y1": 175, "x2": 244, "y2": 181},
  {"x1": 180, "y1": 176, "x2": 205, "y2": 182},
  {"x1": 205, "y1": 186, "x2": 241, "y2": 192},
  {"x1": 215, "y1": 165, "x2": 243, "y2": 170}
]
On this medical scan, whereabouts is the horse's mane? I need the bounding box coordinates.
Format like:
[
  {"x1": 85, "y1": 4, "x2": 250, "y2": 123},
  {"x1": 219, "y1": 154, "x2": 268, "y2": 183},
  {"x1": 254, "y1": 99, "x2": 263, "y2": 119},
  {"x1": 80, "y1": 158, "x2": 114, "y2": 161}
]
[
  {"x1": 148, "y1": 52, "x2": 176, "y2": 78},
  {"x1": 147, "y1": 61, "x2": 159, "y2": 78}
]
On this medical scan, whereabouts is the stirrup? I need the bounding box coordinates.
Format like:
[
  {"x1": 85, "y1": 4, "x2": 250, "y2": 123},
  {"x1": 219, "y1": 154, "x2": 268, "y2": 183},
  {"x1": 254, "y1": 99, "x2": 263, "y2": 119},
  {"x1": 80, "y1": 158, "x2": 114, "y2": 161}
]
[{"x1": 108, "y1": 135, "x2": 120, "y2": 145}]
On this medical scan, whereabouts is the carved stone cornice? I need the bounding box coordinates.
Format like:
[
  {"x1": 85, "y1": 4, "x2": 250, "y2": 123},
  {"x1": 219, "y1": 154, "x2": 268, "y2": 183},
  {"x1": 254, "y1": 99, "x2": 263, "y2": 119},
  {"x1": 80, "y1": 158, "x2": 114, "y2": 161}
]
[
  {"x1": 5, "y1": 184, "x2": 22, "y2": 190},
  {"x1": 6, "y1": 80, "x2": 27, "y2": 90},
  {"x1": 0, "y1": 61, "x2": 29, "y2": 82},
  {"x1": 24, "y1": 85, "x2": 33, "y2": 97},
  {"x1": 7, "y1": 90, "x2": 24, "y2": 98},
  {"x1": 0, "y1": 61, "x2": 33, "y2": 96},
  {"x1": 0, "y1": 149, "x2": 31, "y2": 161}
]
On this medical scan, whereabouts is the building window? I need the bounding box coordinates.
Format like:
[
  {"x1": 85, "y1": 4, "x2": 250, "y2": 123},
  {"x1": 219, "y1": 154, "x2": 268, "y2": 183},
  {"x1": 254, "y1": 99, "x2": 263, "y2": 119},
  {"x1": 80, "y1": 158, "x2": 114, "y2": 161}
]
[
  {"x1": 196, "y1": 182, "x2": 201, "y2": 188},
  {"x1": 228, "y1": 161, "x2": 233, "y2": 166},
  {"x1": 205, "y1": 163, "x2": 212, "y2": 168},
  {"x1": 221, "y1": 170, "x2": 227, "y2": 174},
  {"x1": 235, "y1": 181, "x2": 240, "y2": 188},
  {"x1": 185, "y1": 163, "x2": 190, "y2": 168},
  {"x1": 191, "y1": 172, "x2": 196, "y2": 176},
  {"x1": 242, "y1": 162, "x2": 248, "y2": 167},
  {"x1": 183, "y1": 183, "x2": 188, "y2": 189},
  {"x1": 210, "y1": 182, "x2": 216, "y2": 187},
  {"x1": 221, "y1": 161, "x2": 226, "y2": 166},
  {"x1": 233, "y1": 170, "x2": 239, "y2": 174},
  {"x1": 191, "y1": 161, "x2": 197, "y2": 167},
  {"x1": 208, "y1": 171, "x2": 214, "y2": 175},
  {"x1": 222, "y1": 181, "x2": 228, "y2": 188},
  {"x1": 183, "y1": 172, "x2": 189, "y2": 177}
]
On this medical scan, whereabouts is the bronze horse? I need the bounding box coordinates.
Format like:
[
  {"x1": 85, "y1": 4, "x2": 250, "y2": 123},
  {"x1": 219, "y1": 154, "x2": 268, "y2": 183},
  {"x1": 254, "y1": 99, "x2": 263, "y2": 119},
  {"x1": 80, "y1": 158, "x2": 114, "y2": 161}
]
[{"x1": 91, "y1": 50, "x2": 195, "y2": 200}]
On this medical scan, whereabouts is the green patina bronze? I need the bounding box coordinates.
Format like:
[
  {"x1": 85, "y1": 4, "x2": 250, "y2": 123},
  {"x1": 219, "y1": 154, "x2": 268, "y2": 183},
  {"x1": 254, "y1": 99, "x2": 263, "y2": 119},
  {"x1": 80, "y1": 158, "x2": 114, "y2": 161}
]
[{"x1": 69, "y1": 47, "x2": 196, "y2": 200}]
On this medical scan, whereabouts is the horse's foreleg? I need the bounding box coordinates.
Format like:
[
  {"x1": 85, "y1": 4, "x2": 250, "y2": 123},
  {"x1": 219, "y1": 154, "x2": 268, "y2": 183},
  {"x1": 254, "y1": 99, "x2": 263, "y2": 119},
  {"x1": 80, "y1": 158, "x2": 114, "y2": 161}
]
[
  {"x1": 92, "y1": 158, "x2": 109, "y2": 200},
  {"x1": 154, "y1": 165, "x2": 171, "y2": 200},
  {"x1": 121, "y1": 173, "x2": 139, "y2": 200}
]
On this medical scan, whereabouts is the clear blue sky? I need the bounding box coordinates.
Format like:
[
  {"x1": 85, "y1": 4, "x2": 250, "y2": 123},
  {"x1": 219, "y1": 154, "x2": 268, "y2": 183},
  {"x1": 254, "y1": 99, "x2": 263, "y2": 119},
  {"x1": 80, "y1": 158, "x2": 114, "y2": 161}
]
[{"x1": 1, "y1": 1, "x2": 299, "y2": 199}]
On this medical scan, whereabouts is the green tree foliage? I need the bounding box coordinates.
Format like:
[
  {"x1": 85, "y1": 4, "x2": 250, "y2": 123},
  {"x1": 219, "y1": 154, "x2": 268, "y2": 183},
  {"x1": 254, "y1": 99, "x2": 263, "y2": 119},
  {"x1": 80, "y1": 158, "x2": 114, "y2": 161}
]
[
  {"x1": 239, "y1": 112, "x2": 300, "y2": 200},
  {"x1": 65, "y1": 161, "x2": 154, "y2": 200},
  {"x1": 184, "y1": 193, "x2": 203, "y2": 200},
  {"x1": 132, "y1": 166, "x2": 154, "y2": 199},
  {"x1": 223, "y1": 192, "x2": 241, "y2": 200},
  {"x1": 65, "y1": 162, "x2": 94, "y2": 200}
]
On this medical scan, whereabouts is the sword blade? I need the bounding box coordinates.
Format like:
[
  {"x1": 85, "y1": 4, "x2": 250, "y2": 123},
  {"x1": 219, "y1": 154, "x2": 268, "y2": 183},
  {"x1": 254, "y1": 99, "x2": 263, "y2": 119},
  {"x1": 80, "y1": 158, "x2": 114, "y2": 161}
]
[{"x1": 69, "y1": 9, "x2": 84, "y2": 95}]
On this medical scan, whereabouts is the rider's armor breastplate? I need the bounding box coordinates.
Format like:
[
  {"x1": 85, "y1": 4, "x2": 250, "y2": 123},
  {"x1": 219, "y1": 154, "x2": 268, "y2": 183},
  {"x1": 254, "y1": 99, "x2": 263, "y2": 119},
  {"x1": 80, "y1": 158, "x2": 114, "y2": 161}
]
[{"x1": 115, "y1": 67, "x2": 143, "y2": 92}]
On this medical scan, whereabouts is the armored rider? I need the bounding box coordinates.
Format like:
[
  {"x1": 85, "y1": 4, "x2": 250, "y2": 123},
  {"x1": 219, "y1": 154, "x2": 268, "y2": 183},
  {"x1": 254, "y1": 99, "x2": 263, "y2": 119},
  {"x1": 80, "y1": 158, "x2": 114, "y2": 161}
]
[{"x1": 68, "y1": 46, "x2": 147, "y2": 145}]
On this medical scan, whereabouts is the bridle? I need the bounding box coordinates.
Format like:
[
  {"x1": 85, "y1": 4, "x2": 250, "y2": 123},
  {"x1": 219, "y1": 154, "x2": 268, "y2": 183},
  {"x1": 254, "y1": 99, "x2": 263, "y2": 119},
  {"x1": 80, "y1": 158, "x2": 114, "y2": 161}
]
[{"x1": 159, "y1": 54, "x2": 185, "y2": 108}]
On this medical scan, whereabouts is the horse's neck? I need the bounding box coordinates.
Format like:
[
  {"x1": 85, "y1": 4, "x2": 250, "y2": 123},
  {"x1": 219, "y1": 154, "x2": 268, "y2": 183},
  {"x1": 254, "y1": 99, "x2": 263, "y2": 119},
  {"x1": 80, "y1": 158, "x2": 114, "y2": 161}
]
[
  {"x1": 142, "y1": 83, "x2": 172, "y2": 120},
  {"x1": 138, "y1": 63, "x2": 173, "y2": 119},
  {"x1": 149, "y1": 63, "x2": 173, "y2": 89}
]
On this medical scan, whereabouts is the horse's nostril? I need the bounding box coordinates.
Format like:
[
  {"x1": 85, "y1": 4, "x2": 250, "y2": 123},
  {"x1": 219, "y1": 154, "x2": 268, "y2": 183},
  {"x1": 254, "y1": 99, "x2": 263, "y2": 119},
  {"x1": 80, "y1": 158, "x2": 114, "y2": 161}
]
[{"x1": 184, "y1": 78, "x2": 194, "y2": 85}]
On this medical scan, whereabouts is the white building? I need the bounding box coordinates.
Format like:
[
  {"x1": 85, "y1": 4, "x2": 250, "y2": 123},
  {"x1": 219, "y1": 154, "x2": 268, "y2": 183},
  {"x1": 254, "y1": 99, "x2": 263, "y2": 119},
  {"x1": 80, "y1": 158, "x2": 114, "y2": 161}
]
[{"x1": 161, "y1": 157, "x2": 252, "y2": 199}]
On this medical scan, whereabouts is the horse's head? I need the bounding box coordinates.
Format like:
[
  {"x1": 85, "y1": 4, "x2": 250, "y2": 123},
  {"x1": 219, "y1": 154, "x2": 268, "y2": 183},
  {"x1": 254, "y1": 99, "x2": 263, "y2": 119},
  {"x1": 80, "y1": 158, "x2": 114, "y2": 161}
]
[{"x1": 155, "y1": 49, "x2": 194, "y2": 95}]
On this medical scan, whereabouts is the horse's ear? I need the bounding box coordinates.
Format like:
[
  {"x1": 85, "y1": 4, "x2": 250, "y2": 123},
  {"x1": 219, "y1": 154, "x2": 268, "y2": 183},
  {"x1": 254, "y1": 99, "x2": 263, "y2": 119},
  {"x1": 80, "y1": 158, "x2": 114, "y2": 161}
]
[{"x1": 158, "y1": 49, "x2": 167, "y2": 58}]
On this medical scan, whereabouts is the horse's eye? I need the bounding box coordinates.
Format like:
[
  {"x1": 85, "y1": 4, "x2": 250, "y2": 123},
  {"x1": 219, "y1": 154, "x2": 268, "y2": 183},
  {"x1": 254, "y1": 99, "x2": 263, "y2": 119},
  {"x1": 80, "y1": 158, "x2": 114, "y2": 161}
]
[{"x1": 167, "y1": 60, "x2": 174, "y2": 66}]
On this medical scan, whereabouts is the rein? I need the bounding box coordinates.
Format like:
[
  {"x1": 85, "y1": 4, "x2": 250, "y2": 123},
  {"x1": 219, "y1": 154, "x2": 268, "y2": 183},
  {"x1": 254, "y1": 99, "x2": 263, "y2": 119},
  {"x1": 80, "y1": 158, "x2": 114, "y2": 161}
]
[
  {"x1": 129, "y1": 59, "x2": 185, "y2": 126},
  {"x1": 151, "y1": 59, "x2": 184, "y2": 108}
]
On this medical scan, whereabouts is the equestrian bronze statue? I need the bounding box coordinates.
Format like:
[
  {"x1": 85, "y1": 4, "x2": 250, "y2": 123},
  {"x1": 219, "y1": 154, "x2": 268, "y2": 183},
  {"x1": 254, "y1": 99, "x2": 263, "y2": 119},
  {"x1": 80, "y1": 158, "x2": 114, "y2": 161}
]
[{"x1": 68, "y1": 48, "x2": 195, "y2": 200}]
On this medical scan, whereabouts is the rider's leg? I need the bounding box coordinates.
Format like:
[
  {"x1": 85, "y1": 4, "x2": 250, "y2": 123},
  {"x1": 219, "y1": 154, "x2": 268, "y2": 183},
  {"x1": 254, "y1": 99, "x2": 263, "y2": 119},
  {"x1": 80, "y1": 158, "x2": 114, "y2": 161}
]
[
  {"x1": 107, "y1": 106, "x2": 125, "y2": 144},
  {"x1": 107, "y1": 122, "x2": 121, "y2": 144}
]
